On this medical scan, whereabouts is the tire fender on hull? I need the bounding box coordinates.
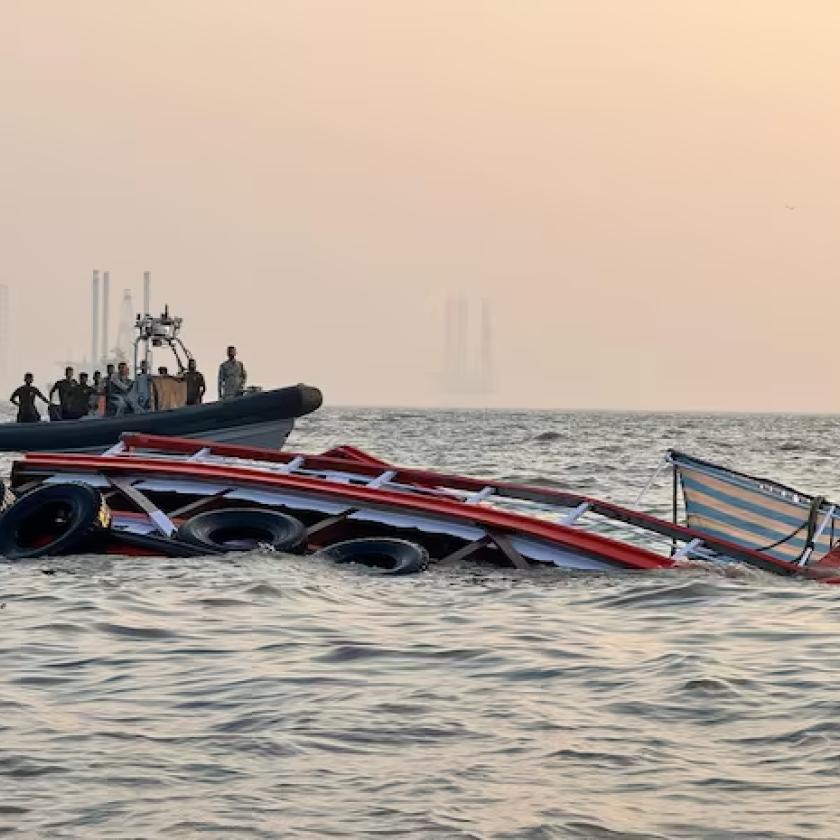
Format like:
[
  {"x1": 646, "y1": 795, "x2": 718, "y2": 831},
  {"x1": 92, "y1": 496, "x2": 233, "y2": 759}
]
[
  {"x1": 176, "y1": 508, "x2": 307, "y2": 553},
  {"x1": 318, "y1": 537, "x2": 430, "y2": 575},
  {"x1": 0, "y1": 483, "x2": 111, "y2": 559}
]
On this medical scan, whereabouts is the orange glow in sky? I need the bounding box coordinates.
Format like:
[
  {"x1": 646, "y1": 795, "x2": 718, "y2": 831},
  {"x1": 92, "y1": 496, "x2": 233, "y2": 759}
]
[{"x1": 2, "y1": 1, "x2": 839, "y2": 409}]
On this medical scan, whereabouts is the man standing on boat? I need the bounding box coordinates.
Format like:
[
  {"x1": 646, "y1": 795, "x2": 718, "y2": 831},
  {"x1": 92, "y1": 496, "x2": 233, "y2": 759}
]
[
  {"x1": 10, "y1": 373, "x2": 49, "y2": 423},
  {"x1": 102, "y1": 363, "x2": 116, "y2": 415},
  {"x1": 184, "y1": 358, "x2": 206, "y2": 405},
  {"x1": 91, "y1": 370, "x2": 103, "y2": 414},
  {"x1": 64, "y1": 372, "x2": 93, "y2": 420},
  {"x1": 135, "y1": 360, "x2": 153, "y2": 411},
  {"x1": 218, "y1": 346, "x2": 246, "y2": 399},
  {"x1": 49, "y1": 367, "x2": 78, "y2": 420},
  {"x1": 110, "y1": 362, "x2": 136, "y2": 416}
]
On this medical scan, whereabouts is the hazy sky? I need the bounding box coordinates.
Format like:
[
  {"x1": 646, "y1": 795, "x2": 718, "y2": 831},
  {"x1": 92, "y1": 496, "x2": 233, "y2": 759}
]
[{"x1": 2, "y1": 1, "x2": 839, "y2": 410}]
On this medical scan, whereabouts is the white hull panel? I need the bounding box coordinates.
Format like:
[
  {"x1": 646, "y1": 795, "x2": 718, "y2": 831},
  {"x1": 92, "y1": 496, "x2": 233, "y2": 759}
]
[{"x1": 82, "y1": 473, "x2": 616, "y2": 571}]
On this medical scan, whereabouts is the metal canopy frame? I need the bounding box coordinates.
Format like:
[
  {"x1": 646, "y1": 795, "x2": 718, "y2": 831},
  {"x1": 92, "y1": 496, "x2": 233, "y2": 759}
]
[{"x1": 132, "y1": 306, "x2": 194, "y2": 376}]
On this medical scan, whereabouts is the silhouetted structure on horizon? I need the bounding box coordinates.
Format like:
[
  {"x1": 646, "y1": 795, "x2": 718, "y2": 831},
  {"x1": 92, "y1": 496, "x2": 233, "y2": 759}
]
[
  {"x1": 441, "y1": 296, "x2": 495, "y2": 395},
  {"x1": 0, "y1": 285, "x2": 9, "y2": 392}
]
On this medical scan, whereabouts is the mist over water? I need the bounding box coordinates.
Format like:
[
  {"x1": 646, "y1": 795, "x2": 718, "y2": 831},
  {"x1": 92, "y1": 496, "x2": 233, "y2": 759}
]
[
  {"x1": 2, "y1": 408, "x2": 840, "y2": 838},
  {"x1": 4, "y1": 3, "x2": 840, "y2": 411}
]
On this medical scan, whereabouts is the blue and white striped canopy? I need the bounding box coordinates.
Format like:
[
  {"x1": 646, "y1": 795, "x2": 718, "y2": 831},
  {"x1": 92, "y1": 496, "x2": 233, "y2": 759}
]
[{"x1": 668, "y1": 451, "x2": 840, "y2": 565}]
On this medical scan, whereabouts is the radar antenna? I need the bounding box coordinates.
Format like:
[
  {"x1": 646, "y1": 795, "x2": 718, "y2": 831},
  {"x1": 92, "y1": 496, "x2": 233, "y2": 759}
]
[{"x1": 133, "y1": 305, "x2": 194, "y2": 375}]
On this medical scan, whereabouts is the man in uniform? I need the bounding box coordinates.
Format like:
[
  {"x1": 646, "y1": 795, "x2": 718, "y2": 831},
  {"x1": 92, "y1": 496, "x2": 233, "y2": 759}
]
[
  {"x1": 135, "y1": 359, "x2": 152, "y2": 411},
  {"x1": 110, "y1": 361, "x2": 136, "y2": 416},
  {"x1": 102, "y1": 363, "x2": 116, "y2": 415},
  {"x1": 62, "y1": 371, "x2": 93, "y2": 420},
  {"x1": 49, "y1": 366, "x2": 78, "y2": 420},
  {"x1": 10, "y1": 373, "x2": 49, "y2": 423},
  {"x1": 183, "y1": 358, "x2": 206, "y2": 405},
  {"x1": 218, "y1": 345, "x2": 246, "y2": 399},
  {"x1": 72, "y1": 372, "x2": 96, "y2": 418}
]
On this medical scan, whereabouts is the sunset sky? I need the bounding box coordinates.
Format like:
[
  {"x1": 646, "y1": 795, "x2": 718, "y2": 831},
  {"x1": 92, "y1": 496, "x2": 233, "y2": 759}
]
[{"x1": 2, "y1": 1, "x2": 839, "y2": 410}]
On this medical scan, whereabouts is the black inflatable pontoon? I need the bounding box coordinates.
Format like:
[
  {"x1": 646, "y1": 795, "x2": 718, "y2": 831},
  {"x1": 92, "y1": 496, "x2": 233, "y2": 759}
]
[{"x1": 0, "y1": 384, "x2": 322, "y2": 453}]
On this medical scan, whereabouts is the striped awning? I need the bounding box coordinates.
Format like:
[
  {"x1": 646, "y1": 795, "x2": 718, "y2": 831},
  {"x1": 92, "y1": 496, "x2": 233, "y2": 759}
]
[{"x1": 668, "y1": 451, "x2": 840, "y2": 565}]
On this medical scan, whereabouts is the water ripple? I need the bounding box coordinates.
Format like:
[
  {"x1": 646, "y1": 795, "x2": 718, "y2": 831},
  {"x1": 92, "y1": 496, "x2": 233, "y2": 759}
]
[{"x1": 2, "y1": 409, "x2": 840, "y2": 837}]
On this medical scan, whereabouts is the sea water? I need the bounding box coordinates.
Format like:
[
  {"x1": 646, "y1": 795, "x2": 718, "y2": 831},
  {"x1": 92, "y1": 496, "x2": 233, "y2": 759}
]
[{"x1": 1, "y1": 408, "x2": 839, "y2": 838}]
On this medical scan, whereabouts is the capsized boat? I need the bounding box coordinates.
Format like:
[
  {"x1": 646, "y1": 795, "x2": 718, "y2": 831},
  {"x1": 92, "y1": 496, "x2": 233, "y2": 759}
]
[
  {"x1": 4, "y1": 433, "x2": 837, "y2": 581},
  {"x1": 1, "y1": 306, "x2": 322, "y2": 452}
]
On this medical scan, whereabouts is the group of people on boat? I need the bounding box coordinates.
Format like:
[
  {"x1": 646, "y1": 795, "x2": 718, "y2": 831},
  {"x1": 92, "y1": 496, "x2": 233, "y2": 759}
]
[{"x1": 9, "y1": 345, "x2": 247, "y2": 423}]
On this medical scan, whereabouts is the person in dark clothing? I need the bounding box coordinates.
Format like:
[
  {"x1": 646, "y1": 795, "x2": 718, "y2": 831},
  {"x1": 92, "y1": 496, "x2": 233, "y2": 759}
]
[
  {"x1": 183, "y1": 358, "x2": 206, "y2": 405},
  {"x1": 103, "y1": 363, "x2": 116, "y2": 416},
  {"x1": 58, "y1": 372, "x2": 91, "y2": 420},
  {"x1": 68, "y1": 372, "x2": 96, "y2": 419},
  {"x1": 10, "y1": 373, "x2": 48, "y2": 423},
  {"x1": 49, "y1": 366, "x2": 78, "y2": 420}
]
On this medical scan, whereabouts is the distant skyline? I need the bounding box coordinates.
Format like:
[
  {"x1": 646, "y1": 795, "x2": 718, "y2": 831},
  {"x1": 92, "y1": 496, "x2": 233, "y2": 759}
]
[{"x1": 2, "y1": 1, "x2": 839, "y2": 410}]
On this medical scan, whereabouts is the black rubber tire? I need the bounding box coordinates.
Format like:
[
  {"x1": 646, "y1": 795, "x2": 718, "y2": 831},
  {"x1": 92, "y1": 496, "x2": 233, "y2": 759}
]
[
  {"x1": 176, "y1": 508, "x2": 307, "y2": 553},
  {"x1": 108, "y1": 529, "x2": 221, "y2": 558},
  {"x1": 0, "y1": 482, "x2": 111, "y2": 560},
  {"x1": 318, "y1": 537, "x2": 430, "y2": 575}
]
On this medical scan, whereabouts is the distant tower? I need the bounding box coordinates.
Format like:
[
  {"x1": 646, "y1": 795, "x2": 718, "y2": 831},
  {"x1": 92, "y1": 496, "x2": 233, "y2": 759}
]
[
  {"x1": 478, "y1": 298, "x2": 494, "y2": 392},
  {"x1": 91, "y1": 270, "x2": 100, "y2": 366},
  {"x1": 443, "y1": 297, "x2": 458, "y2": 392},
  {"x1": 101, "y1": 271, "x2": 110, "y2": 368},
  {"x1": 454, "y1": 296, "x2": 468, "y2": 385},
  {"x1": 0, "y1": 285, "x2": 8, "y2": 389},
  {"x1": 444, "y1": 298, "x2": 453, "y2": 366},
  {"x1": 113, "y1": 289, "x2": 135, "y2": 363},
  {"x1": 143, "y1": 270, "x2": 151, "y2": 316}
]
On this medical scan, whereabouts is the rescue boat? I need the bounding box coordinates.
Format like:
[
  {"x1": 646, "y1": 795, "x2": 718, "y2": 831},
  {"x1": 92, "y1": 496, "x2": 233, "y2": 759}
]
[
  {"x1": 1, "y1": 305, "x2": 322, "y2": 452},
  {"x1": 0, "y1": 384, "x2": 323, "y2": 453}
]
